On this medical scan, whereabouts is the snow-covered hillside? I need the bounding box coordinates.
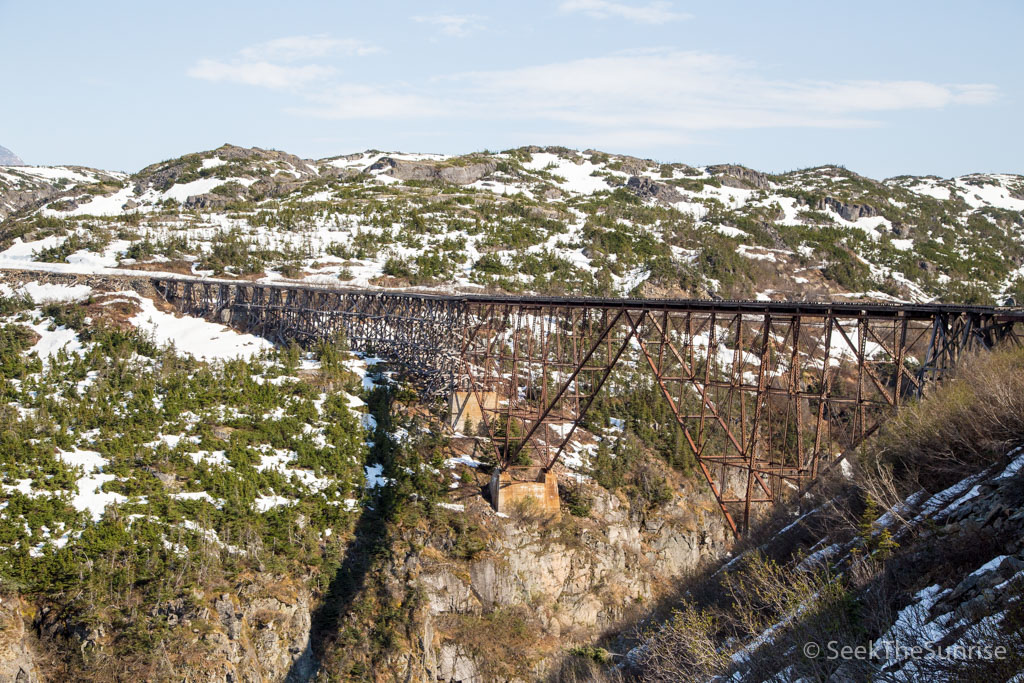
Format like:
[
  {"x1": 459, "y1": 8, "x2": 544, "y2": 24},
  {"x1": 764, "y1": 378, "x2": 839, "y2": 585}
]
[
  {"x1": 0, "y1": 265, "x2": 735, "y2": 681},
  {"x1": 1, "y1": 144, "x2": 1022, "y2": 304},
  {"x1": 2, "y1": 143, "x2": 1023, "y2": 681}
]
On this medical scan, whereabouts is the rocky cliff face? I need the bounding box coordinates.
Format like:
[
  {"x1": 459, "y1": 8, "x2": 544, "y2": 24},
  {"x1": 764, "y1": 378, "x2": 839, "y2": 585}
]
[
  {"x1": 5, "y1": 578, "x2": 319, "y2": 682},
  {"x1": 204, "y1": 587, "x2": 317, "y2": 681},
  {"x1": 0, "y1": 595, "x2": 38, "y2": 682},
  {"x1": 324, "y1": 475, "x2": 734, "y2": 682},
  {"x1": 813, "y1": 195, "x2": 880, "y2": 222}
]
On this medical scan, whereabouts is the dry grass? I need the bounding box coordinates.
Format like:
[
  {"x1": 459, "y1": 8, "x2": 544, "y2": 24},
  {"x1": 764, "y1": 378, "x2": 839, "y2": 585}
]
[
  {"x1": 440, "y1": 606, "x2": 543, "y2": 680},
  {"x1": 635, "y1": 551, "x2": 868, "y2": 682},
  {"x1": 547, "y1": 651, "x2": 625, "y2": 682},
  {"x1": 860, "y1": 347, "x2": 1024, "y2": 506},
  {"x1": 629, "y1": 348, "x2": 1024, "y2": 682}
]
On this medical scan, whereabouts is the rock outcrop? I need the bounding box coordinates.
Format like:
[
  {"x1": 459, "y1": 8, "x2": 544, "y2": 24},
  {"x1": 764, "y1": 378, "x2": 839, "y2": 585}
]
[
  {"x1": 184, "y1": 193, "x2": 235, "y2": 210},
  {"x1": 204, "y1": 589, "x2": 317, "y2": 682},
  {"x1": 0, "y1": 165, "x2": 119, "y2": 223},
  {"x1": 609, "y1": 154, "x2": 653, "y2": 176},
  {"x1": 132, "y1": 144, "x2": 316, "y2": 195},
  {"x1": 627, "y1": 175, "x2": 684, "y2": 204},
  {"x1": 366, "y1": 156, "x2": 497, "y2": 185},
  {"x1": 805, "y1": 196, "x2": 881, "y2": 221},
  {"x1": 707, "y1": 164, "x2": 771, "y2": 190},
  {"x1": 0, "y1": 595, "x2": 38, "y2": 682},
  {"x1": 0, "y1": 182, "x2": 65, "y2": 223}
]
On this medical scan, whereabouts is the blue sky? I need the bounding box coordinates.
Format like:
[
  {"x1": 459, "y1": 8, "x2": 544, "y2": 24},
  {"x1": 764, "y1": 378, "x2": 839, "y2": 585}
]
[{"x1": 3, "y1": 0, "x2": 1021, "y2": 177}]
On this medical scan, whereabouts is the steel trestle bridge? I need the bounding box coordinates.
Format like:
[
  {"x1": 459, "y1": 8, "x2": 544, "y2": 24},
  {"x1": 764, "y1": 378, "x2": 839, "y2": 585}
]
[{"x1": 154, "y1": 276, "x2": 1024, "y2": 534}]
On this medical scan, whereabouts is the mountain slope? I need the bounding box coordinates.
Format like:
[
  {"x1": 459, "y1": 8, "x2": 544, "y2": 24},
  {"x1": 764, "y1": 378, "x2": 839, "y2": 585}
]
[
  {"x1": 627, "y1": 347, "x2": 1024, "y2": 681},
  {"x1": 0, "y1": 144, "x2": 1021, "y2": 305},
  {"x1": 1, "y1": 144, "x2": 1023, "y2": 681},
  {"x1": 0, "y1": 163, "x2": 123, "y2": 222}
]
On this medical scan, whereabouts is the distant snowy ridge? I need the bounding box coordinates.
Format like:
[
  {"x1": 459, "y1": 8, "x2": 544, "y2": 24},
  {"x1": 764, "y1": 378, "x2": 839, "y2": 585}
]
[{"x1": 0, "y1": 144, "x2": 24, "y2": 166}]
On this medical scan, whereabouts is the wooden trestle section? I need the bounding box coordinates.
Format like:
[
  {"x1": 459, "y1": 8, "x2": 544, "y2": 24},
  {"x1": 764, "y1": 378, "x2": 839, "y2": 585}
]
[{"x1": 153, "y1": 277, "x2": 1024, "y2": 535}]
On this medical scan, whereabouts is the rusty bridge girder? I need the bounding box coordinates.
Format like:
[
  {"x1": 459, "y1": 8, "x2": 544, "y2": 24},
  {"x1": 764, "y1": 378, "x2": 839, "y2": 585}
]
[
  {"x1": 153, "y1": 277, "x2": 1024, "y2": 534},
  {"x1": 153, "y1": 278, "x2": 464, "y2": 396}
]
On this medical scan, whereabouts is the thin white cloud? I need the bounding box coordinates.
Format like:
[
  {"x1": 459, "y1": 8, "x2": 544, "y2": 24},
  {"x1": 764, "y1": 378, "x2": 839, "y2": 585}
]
[
  {"x1": 239, "y1": 35, "x2": 381, "y2": 61},
  {"x1": 205, "y1": 47, "x2": 997, "y2": 148},
  {"x1": 412, "y1": 14, "x2": 485, "y2": 37},
  {"x1": 431, "y1": 51, "x2": 996, "y2": 130},
  {"x1": 772, "y1": 80, "x2": 999, "y2": 113},
  {"x1": 290, "y1": 84, "x2": 448, "y2": 119},
  {"x1": 188, "y1": 35, "x2": 380, "y2": 89},
  {"x1": 188, "y1": 59, "x2": 335, "y2": 89},
  {"x1": 559, "y1": 0, "x2": 691, "y2": 24}
]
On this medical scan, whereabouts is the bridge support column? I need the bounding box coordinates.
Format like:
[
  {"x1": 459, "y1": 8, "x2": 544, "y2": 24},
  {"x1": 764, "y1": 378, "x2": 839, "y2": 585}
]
[
  {"x1": 489, "y1": 469, "x2": 561, "y2": 520},
  {"x1": 449, "y1": 391, "x2": 498, "y2": 434}
]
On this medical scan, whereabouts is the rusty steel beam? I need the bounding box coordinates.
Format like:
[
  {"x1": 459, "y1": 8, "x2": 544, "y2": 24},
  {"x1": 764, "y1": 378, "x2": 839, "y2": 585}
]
[{"x1": 151, "y1": 276, "x2": 1024, "y2": 535}]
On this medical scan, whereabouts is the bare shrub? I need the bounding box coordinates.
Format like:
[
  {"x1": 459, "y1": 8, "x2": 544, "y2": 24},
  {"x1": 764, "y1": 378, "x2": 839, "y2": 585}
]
[
  {"x1": 726, "y1": 553, "x2": 870, "y2": 681},
  {"x1": 547, "y1": 649, "x2": 625, "y2": 683},
  {"x1": 506, "y1": 495, "x2": 547, "y2": 525},
  {"x1": 441, "y1": 606, "x2": 542, "y2": 680},
  {"x1": 638, "y1": 553, "x2": 871, "y2": 682},
  {"x1": 636, "y1": 604, "x2": 730, "y2": 681},
  {"x1": 862, "y1": 347, "x2": 1024, "y2": 499}
]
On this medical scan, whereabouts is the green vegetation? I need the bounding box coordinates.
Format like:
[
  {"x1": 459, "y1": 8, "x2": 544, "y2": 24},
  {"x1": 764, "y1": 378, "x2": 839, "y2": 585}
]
[
  {"x1": 0, "y1": 304, "x2": 382, "y2": 668},
  {"x1": 32, "y1": 228, "x2": 112, "y2": 263},
  {"x1": 5, "y1": 145, "x2": 1020, "y2": 305},
  {"x1": 865, "y1": 346, "x2": 1024, "y2": 495}
]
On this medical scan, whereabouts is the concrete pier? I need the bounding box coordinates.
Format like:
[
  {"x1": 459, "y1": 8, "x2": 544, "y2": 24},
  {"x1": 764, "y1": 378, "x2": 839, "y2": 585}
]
[
  {"x1": 489, "y1": 469, "x2": 561, "y2": 520},
  {"x1": 448, "y1": 391, "x2": 498, "y2": 433}
]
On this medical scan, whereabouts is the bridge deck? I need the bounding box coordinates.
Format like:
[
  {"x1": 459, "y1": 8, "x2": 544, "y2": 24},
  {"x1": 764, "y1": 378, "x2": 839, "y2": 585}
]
[{"x1": 146, "y1": 274, "x2": 1024, "y2": 320}]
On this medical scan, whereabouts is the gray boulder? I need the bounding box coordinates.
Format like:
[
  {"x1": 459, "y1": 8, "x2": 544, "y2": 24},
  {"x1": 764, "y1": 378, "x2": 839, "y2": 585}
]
[
  {"x1": 820, "y1": 196, "x2": 880, "y2": 221},
  {"x1": 627, "y1": 175, "x2": 684, "y2": 203}
]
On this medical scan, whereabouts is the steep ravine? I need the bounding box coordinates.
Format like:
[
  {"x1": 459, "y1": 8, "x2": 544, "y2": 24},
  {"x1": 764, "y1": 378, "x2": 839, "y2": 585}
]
[
  {"x1": 362, "y1": 481, "x2": 733, "y2": 681},
  {"x1": 1, "y1": 480, "x2": 730, "y2": 681}
]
